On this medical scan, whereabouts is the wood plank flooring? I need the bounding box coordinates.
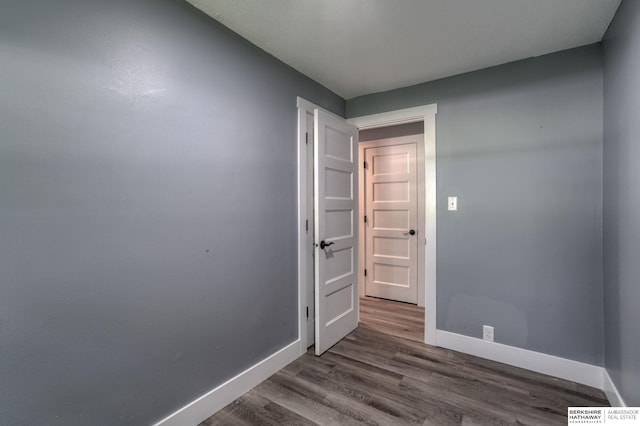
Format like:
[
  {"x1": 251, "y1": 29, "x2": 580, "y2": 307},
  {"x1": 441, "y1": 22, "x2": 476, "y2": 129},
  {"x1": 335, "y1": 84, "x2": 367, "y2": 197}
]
[
  {"x1": 359, "y1": 296, "x2": 424, "y2": 343},
  {"x1": 200, "y1": 299, "x2": 608, "y2": 425}
]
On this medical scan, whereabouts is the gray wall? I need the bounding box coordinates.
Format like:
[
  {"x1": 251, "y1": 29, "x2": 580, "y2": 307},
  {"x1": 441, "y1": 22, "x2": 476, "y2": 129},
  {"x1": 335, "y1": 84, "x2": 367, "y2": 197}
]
[
  {"x1": 348, "y1": 45, "x2": 604, "y2": 365},
  {"x1": 359, "y1": 122, "x2": 424, "y2": 142},
  {"x1": 603, "y1": 0, "x2": 640, "y2": 406},
  {"x1": 0, "y1": 0, "x2": 343, "y2": 424}
]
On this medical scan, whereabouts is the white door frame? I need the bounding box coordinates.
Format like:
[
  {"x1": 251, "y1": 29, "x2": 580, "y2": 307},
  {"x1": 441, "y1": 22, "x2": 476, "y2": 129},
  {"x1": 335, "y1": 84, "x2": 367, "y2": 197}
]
[
  {"x1": 348, "y1": 104, "x2": 437, "y2": 345},
  {"x1": 298, "y1": 99, "x2": 437, "y2": 350}
]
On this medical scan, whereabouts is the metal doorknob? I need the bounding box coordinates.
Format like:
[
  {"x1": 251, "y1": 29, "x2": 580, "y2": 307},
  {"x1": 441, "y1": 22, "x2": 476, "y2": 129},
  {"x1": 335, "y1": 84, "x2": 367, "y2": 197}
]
[
  {"x1": 408, "y1": 229, "x2": 416, "y2": 236},
  {"x1": 320, "y1": 240, "x2": 334, "y2": 249}
]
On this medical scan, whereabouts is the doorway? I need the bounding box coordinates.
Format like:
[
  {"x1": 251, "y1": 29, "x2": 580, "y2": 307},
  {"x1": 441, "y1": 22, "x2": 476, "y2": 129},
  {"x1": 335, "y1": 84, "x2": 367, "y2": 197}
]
[
  {"x1": 297, "y1": 98, "x2": 437, "y2": 355},
  {"x1": 358, "y1": 122, "x2": 426, "y2": 342},
  {"x1": 360, "y1": 123, "x2": 425, "y2": 305}
]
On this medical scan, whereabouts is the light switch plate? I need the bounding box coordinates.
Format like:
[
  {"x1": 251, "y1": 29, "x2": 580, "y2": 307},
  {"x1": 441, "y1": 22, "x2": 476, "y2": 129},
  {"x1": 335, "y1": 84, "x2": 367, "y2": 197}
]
[{"x1": 448, "y1": 196, "x2": 457, "y2": 211}]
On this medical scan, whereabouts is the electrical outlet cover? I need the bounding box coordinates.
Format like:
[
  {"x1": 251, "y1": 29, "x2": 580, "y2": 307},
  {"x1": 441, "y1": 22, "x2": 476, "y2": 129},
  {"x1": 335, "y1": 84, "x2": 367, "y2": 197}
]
[{"x1": 483, "y1": 325, "x2": 494, "y2": 342}]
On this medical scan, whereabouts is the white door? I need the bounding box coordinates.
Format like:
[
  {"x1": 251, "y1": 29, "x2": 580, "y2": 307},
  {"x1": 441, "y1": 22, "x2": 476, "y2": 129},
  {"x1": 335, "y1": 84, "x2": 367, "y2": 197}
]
[
  {"x1": 314, "y1": 108, "x2": 359, "y2": 355},
  {"x1": 364, "y1": 143, "x2": 418, "y2": 304}
]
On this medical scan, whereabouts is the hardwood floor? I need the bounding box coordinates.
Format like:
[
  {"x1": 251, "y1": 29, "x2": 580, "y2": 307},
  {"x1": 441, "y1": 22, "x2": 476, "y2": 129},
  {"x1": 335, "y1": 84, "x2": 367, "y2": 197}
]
[
  {"x1": 359, "y1": 296, "x2": 424, "y2": 342},
  {"x1": 200, "y1": 300, "x2": 608, "y2": 425}
]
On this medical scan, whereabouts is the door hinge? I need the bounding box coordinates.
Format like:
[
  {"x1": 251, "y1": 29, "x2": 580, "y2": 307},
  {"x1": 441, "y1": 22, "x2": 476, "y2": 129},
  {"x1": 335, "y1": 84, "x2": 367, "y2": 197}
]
[
  {"x1": 306, "y1": 306, "x2": 309, "y2": 318},
  {"x1": 364, "y1": 215, "x2": 367, "y2": 223},
  {"x1": 363, "y1": 160, "x2": 368, "y2": 169},
  {"x1": 364, "y1": 269, "x2": 367, "y2": 277},
  {"x1": 305, "y1": 132, "x2": 308, "y2": 145},
  {"x1": 305, "y1": 219, "x2": 309, "y2": 233}
]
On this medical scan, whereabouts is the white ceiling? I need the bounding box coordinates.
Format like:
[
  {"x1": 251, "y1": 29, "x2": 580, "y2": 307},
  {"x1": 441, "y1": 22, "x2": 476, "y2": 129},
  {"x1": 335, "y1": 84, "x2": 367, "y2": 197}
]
[{"x1": 186, "y1": 0, "x2": 621, "y2": 99}]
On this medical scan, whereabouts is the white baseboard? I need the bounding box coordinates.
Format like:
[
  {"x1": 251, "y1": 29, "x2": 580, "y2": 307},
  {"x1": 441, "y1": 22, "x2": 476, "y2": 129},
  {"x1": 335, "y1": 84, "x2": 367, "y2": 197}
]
[
  {"x1": 603, "y1": 369, "x2": 627, "y2": 407},
  {"x1": 153, "y1": 339, "x2": 302, "y2": 426},
  {"x1": 154, "y1": 331, "x2": 626, "y2": 425},
  {"x1": 435, "y1": 330, "x2": 603, "y2": 389}
]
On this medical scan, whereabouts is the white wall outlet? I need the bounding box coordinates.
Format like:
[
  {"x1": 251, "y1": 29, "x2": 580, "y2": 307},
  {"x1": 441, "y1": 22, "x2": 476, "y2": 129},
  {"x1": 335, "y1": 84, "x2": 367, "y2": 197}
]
[
  {"x1": 448, "y1": 196, "x2": 457, "y2": 211},
  {"x1": 483, "y1": 325, "x2": 494, "y2": 342}
]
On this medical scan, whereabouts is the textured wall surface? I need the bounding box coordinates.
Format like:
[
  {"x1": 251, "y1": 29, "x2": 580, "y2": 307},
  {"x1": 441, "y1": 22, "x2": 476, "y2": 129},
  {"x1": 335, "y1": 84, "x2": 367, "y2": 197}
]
[
  {"x1": 603, "y1": 0, "x2": 640, "y2": 406},
  {"x1": 0, "y1": 0, "x2": 343, "y2": 424},
  {"x1": 348, "y1": 45, "x2": 604, "y2": 365}
]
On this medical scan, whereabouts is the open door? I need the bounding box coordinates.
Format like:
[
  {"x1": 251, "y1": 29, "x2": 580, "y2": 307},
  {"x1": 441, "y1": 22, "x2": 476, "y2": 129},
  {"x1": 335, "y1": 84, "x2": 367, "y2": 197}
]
[
  {"x1": 314, "y1": 108, "x2": 359, "y2": 355},
  {"x1": 364, "y1": 141, "x2": 419, "y2": 304}
]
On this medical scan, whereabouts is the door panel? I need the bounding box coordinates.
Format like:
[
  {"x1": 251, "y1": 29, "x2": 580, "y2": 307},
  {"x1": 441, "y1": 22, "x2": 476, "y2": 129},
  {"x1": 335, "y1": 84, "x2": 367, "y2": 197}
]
[
  {"x1": 373, "y1": 236, "x2": 410, "y2": 258},
  {"x1": 373, "y1": 210, "x2": 410, "y2": 229},
  {"x1": 365, "y1": 143, "x2": 418, "y2": 304},
  {"x1": 314, "y1": 109, "x2": 359, "y2": 356},
  {"x1": 373, "y1": 181, "x2": 409, "y2": 201}
]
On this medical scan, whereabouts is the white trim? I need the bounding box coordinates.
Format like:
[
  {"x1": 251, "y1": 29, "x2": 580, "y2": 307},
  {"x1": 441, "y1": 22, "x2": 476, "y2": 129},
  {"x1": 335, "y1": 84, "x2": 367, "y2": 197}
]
[
  {"x1": 348, "y1": 104, "x2": 437, "y2": 346},
  {"x1": 297, "y1": 97, "x2": 317, "y2": 115},
  {"x1": 297, "y1": 96, "x2": 313, "y2": 354},
  {"x1": 603, "y1": 369, "x2": 627, "y2": 407},
  {"x1": 436, "y1": 330, "x2": 604, "y2": 389},
  {"x1": 349, "y1": 105, "x2": 438, "y2": 130},
  {"x1": 153, "y1": 339, "x2": 301, "y2": 426},
  {"x1": 423, "y1": 110, "x2": 437, "y2": 346}
]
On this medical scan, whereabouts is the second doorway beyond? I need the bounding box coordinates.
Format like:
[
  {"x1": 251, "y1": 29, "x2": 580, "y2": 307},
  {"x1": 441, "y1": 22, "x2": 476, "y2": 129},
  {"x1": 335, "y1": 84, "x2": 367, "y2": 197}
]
[{"x1": 359, "y1": 122, "x2": 425, "y2": 307}]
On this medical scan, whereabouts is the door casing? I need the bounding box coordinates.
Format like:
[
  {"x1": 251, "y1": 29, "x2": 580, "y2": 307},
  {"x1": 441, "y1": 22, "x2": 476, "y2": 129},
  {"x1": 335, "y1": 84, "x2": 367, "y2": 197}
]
[{"x1": 361, "y1": 136, "x2": 425, "y2": 306}]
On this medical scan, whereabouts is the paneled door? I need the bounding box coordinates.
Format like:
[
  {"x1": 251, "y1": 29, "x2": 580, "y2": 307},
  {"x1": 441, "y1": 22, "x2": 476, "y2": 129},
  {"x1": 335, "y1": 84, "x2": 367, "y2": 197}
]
[
  {"x1": 364, "y1": 143, "x2": 418, "y2": 304},
  {"x1": 314, "y1": 108, "x2": 359, "y2": 355}
]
